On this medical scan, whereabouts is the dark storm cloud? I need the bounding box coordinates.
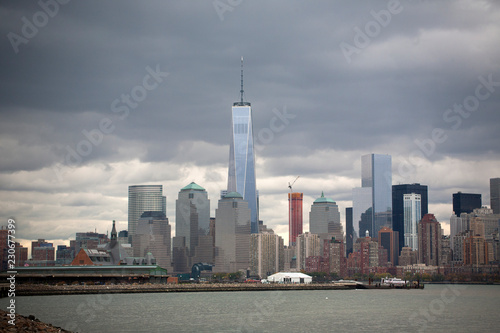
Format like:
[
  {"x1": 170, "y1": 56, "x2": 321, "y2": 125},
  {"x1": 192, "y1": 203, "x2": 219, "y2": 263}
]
[{"x1": 1, "y1": 1, "x2": 499, "y2": 241}]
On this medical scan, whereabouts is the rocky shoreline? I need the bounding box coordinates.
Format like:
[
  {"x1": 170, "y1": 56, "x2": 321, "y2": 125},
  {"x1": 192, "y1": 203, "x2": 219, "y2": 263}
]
[
  {"x1": 0, "y1": 309, "x2": 73, "y2": 332},
  {"x1": 15, "y1": 282, "x2": 356, "y2": 296}
]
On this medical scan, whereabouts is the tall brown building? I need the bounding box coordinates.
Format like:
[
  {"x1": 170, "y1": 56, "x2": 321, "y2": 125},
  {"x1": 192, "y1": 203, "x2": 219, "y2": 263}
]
[
  {"x1": 378, "y1": 227, "x2": 399, "y2": 266},
  {"x1": 289, "y1": 192, "x2": 303, "y2": 246},
  {"x1": 418, "y1": 214, "x2": 442, "y2": 266}
]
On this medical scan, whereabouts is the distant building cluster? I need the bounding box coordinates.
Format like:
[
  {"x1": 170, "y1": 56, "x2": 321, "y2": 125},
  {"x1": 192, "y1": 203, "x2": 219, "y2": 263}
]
[{"x1": 1, "y1": 65, "x2": 499, "y2": 281}]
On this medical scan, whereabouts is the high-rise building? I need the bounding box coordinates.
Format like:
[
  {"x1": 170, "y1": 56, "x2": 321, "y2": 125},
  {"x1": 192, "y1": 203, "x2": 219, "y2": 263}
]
[
  {"x1": 128, "y1": 185, "x2": 166, "y2": 240},
  {"x1": 174, "y1": 182, "x2": 211, "y2": 266},
  {"x1": 309, "y1": 192, "x2": 343, "y2": 242},
  {"x1": 403, "y1": 193, "x2": 421, "y2": 251},
  {"x1": 288, "y1": 192, "x2": 303, "y2": 246},
  {"x1": 418, "y1": 214, "x2": 442, "y2": 266},
  {"x1": 249, "y1": 232, "x2": 284, "y2": 279},
  {"x1": 133, "y1": 211, "x2": 171, "y2": 270},
  {"x1": 353, "y1": 154, "x2": 392, "y2": 240},
  {"x1": 378, "y1": 227, "x2": 399, "y2": 266},
  {"x1": 214, "y1": 192, "x2": 251, "y2": 273},
  {"x1": 452, "y1": 192, "x2": 481, "y2": 216},
  {"x1": 392, "y1": 183, "x2": 428, "y2": 253},
  {"x1": 227, "y1": 58, "x2": 259, "y2": 233},
  {"x1": 490, "y1": 178, "x2": 500, "y2": 214},
  {"x1": 362, "y1": 154, "x2": 392, "y2": 238},
  {"x1": 346, "y1": 207, "x2": 353, "y2": 256},
  {"x1": 352, "y1": 187, "x2": 372, "y2": 240},
  {"x1": 31, "y1": 239, "x2": 55, "y2": 266},
  {"x1": 295, "y1": 232, "x2": 321, "y2": 271}
]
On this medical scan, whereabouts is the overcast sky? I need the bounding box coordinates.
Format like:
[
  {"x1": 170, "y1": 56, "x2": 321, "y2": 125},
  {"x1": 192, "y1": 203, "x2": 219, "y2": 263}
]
[{"x1": 1, "y1": 0, "x2": 499, "y2": 251}]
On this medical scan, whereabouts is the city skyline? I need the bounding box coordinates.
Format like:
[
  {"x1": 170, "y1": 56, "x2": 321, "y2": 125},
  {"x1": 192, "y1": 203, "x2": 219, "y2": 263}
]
[{"x1": 1, "y1": 2, "x2": 500, "y2": 250}]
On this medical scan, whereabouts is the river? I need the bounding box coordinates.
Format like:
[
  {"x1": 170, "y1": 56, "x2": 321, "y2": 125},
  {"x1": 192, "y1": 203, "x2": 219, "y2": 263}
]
[{"x1": 1, "y1": 284, "x2": 499, "y2": 332}]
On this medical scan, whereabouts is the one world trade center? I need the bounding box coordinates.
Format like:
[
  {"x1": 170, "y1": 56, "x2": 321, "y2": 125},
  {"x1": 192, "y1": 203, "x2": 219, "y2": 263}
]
[{"x1": 227, "y1": 57, "x2": 259, "y2": 233}]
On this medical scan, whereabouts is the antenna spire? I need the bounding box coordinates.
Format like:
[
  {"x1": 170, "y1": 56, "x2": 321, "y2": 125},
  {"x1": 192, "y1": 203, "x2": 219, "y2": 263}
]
[
  {"x1": 240, "y1": 56, "x2": 244, "y2": 104},
  {"x1": 234, "y1": 57, "x2": 250, "y2": 106}
]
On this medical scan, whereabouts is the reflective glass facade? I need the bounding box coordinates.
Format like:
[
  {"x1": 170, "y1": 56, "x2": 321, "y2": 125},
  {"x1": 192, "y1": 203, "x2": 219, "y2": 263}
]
[
  {"x1": 227, "y1": 105, "x2": 259, "y2": 233},
  {"x1": 128, "y1": 185, "x2": 165, "y2": 238},
  {"x1": 403, "y1": 193, "x2": 421, "y2": 251},
  {"x1": 352, "y1": 187, "x2": 372, "y2": 240},
  {"x1": 361, "y1": 154, "x2": 392, "y2": 238}
]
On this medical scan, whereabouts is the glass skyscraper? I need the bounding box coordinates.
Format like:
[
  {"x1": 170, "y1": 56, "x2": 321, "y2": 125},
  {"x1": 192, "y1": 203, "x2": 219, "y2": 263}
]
[
  {"x1": 403, "y1": 193, "x2": 421, "y2": 251},
  {"x1": 128, "y1": 185, "x2": 165, "y2": 240},
  {"x1": 227, "y1": 58, "x2": 259, "y2": 233},
  {"x1": 353, "y1": 154, "x2": 392, "y2": 239},
  {"x1": 392, "y1": 183, "x2": 428, "y2": 253}
]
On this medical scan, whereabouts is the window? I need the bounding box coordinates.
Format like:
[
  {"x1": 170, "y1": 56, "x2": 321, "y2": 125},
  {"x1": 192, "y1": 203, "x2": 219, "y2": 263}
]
[
  {"x1": 233, "y1": 201, "x2": 238, "y2": 208},
  {"x1": 189, "y1": 193, "x2": 194, "y2": 199}
]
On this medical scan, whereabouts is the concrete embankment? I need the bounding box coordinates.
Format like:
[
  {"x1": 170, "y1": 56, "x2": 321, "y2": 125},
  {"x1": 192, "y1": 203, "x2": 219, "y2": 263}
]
[{"x1": 16, "y1": 282, "x2": 356, "y2": 296}]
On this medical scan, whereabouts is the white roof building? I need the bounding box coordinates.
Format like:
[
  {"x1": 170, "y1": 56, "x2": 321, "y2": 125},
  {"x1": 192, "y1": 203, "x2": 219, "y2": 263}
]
[{"x1": 267, "y1": 272, "x2": 312, "y2": 284}]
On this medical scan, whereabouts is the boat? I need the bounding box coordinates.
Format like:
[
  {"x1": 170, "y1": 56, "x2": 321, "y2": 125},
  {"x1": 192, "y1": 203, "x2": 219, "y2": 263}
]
[{"x1": 381, "y1": 277, "x2": 407, "y2": 287}]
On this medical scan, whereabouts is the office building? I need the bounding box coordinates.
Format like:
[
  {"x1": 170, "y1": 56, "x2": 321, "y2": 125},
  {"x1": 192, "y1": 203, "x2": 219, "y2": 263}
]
[
  {"x1": 418, "y1": 214, "x2": 442, "y2": 266},
  {"x1": 452, "y1": 192, "x2": 481, "y2": 216},
  {"x1": 309, "y1": 192, "x2": 343, "y2": 242},
  {"x1": 403, "y1": 193, "x2": 421, "y2": 251},
  {"x1": 31, "y1": 239, "x2": 55, "y2": 267},
  {"x1": 362, "y1": 154, "x2": 392, "y2": 238},
  {"x1": 346, "y1": 207, "x2": 353, "y2": 256},
  {"x1": 378, "y1": 227, "x2": 399, "y2": 266},
  {"x1": 289, "y1": 192, "x2": 303, "y2": 246},
  {"x1": 490, "y1": 178, "x2": 500, "y2": 214},
  {"x1": 174, "y1": 182, "x2": 211, "y2": 266},
  {"x1": 128, "y1": 185, "x2": 166, "y2": 240},
  {"x1": 352, "y1": 187, "x2": 372, "y2": 240},
  {"x1": 133, "y1": 211, "x2": 171, "y2": 270},
  {"x1": 392, "y1": 183, "x2": 428, "y2": 253},
  {"x1": 214, "y1": 192, "x2": 251, "y2": 272},
  {"x1": 227, "y1": 58, "x2": 259, "y2": 233},
  {"x1": 56, "y1": 245, "x2": 74, "y2": 265}
]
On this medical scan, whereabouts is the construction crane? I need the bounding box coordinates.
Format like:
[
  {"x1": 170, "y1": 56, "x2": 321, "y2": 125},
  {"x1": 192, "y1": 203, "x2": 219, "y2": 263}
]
[
  {"x1": 288, "y1": 176, "x2": 300, "y2": 246},
  {"x1": 288, "y1": 176, "x2": 300, "y2": 192}
]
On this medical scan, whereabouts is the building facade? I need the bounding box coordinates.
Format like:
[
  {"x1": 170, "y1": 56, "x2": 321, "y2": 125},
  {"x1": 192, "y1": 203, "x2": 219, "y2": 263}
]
[
  {"x1": 214, "y1": 192, "x2": 251, "y2": 273},
  {"x1": 309, "y1": 192, "x2": 343, "y2": 242},
  {"x1": 128, "y1": 185, "x2": 166, "y2": 241},
  {"x1": 133, "y1": 211, "x2": 171, "y2": 270},
  {"x1": 289, "y1": 192, "x2": 303, "y2": 246},
  {"x1": 249, "y1": 232, "x2": 284, "y2": 279},
  {"x1": 295, "y1": 232, "x2": 321, "y2": 271},
  {"x1": 227, "y1": 61, "x2": 258, "y2": 233},
  {"x1": 403, "y1": 193, "x2": 421, "y2": 251},
  {"x1": 491, "y1": 178, "x2": 500, "y2": 214},
  {"x1": 392, "y1": 183, "x2": 428, "y2": 254},
  {"x1": 174, "y1": 182, "x2": 211, "y2": 267},
  {"x1": 418, "y1": 214, "x2": 442, "y2": 266},
  {"x1": 452, "y1": 192, "x2": 481, "y2": 216}
]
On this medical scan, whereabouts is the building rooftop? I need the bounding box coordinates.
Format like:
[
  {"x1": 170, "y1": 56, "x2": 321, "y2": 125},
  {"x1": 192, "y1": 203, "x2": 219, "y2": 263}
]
[
  {"x1": 313, "y1": 192, "x2": 336, "y2": 204},
  {"x1": 181, "y1": 182, "x2": 205, "y2": 191},
  {"x1": 224, "y1": 191, "x2": 243, "y2": 199}
]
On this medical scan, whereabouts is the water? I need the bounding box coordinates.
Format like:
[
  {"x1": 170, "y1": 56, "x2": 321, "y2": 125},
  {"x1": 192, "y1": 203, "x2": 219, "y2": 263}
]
[{"x1": 2, "y1": 284, "x2": 500, "y2": 332}]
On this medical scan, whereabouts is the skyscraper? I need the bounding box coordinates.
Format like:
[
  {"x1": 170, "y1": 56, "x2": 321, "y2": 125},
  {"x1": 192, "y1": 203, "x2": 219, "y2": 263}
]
[
  {"x1": 288, "y1": 192, "x2": 303, "y2": 246},
  {"x1": 345, "y1": 207, "x2": 353, "y2": 256},
  {"x1": 418, "y1": 214, "x2": 442, "y2": 266},
  {"x1": 362, "y1": 153, "x2": 392, "y2": 238},
  {"x1": 309, "y1": 192, "x2": 343, "y2": 242},
  {"x1": 128, "y1": 185, "x2": 166, "y2": 240},
  {"x1": 403, "y1": 193, "x2": 421, "y2": 251},
  {"x1": 392, "y1": 183, "x2": 428, "y2": 254},
  {"x1": 227, "y1": 58, "x2": 259, "y2": 233},
  {"x1": 214, "y1": 192, "x2": 251, "y2": 273},
  {"x1": 490, "y1": 178, "x2": 500, "y2": 214},
  {"x1": 378, "y1": 227, "x2": 399, "y2": 266},
  {"x1": 133, "y1": 211, "x2": 171, "y2": 270},
  {"x1": 352, "y1": 154, "x2": 392, "y2": 240},
  {"x1": 175, "y1": 182, "x2": 211, "y2": 260},
  {"x1": 452, "y1": 192, "x2": 481, "y2": 216}
]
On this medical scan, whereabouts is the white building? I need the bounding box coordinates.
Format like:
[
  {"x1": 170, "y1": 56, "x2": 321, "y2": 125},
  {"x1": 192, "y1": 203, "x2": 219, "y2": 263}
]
[
  {"x1": 403, "y1": 193, "x2": 421, "y2": 251},
  {"x1": 267, "y1": 272, "x2": 312, "y2": 284}
]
